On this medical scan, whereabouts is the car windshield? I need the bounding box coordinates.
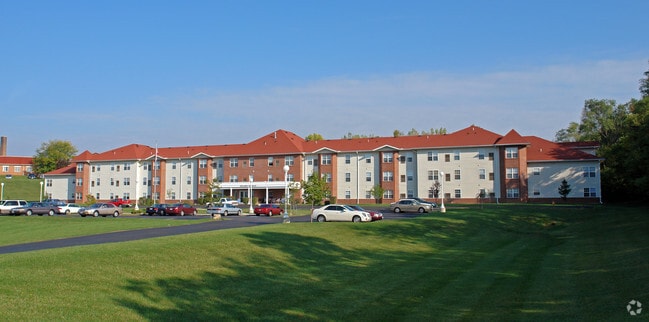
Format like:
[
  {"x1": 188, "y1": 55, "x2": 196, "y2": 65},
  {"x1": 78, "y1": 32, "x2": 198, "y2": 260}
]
[{"x1": 88, "y1": 203, "x2": 103, "y2": 209}]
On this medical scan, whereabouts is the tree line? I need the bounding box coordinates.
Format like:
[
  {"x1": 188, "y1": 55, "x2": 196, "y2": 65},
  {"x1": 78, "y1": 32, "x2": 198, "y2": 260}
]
[{"x1": 555, "y1": 61, "x2": 649, "y2": 203}]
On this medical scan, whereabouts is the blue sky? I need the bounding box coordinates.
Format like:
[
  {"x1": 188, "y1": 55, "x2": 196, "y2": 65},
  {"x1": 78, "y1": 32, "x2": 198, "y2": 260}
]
[{"x1": 2, "y1": 1, "x2": 647, "y2": 156}]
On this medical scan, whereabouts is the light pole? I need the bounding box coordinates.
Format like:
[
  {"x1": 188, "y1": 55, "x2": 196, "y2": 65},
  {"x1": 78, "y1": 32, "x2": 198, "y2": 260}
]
[
  {"x1": 248, "y1": 173, "x2": 254, "y2": 214},
  {"x1": 283, "y1": 164, "x2": 290, "y2": 223},
  {"x1": 1, "y1": 182, "x2": 4, "y2": 200},
  {"x1": 439, "y1": 172, "x2": 446, "y2": 213},
  {"x1": 40, "y1": 181, "x2": 44, "y2": 202}
]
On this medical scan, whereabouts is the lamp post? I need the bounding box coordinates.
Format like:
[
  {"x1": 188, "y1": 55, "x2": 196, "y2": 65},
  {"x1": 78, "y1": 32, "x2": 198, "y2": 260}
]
[
  {"x1": 1, "y1": 182, "x2": 4, "y2": 200},
  {"x1": 439, "y1": 172, "x2": 446, "y2": 213},
  {"x1": 40, "y1": 181, "x2": 44, "y2": 202},
  {"x1": 248, "y1": 173, "x2": 254, "y2": 214},
  {"x1": 283, "y1": 165, "x2": 290, "y2": 223}
]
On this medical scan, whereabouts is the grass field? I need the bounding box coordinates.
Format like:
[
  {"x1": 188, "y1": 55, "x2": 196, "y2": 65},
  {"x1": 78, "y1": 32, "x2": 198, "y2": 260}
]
[
  {"x1": 0, "y1": 205, "x2": 647, "y2": 321},
  {"x1": 0, "y1": 175, "x2": 42, "y2": 201}
]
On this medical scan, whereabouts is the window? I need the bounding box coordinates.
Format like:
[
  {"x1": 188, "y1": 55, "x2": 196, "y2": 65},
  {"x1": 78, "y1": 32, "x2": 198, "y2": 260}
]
[
  {"x1": 172, "y1": 162, "x2": 177, "y2": 170},
  {"x1": 1, "y1": 166, "x2": 8, "y2": 172},
  {"x1": 407, "y1": 190, "x2": 414, "y2": 198},
  {"x1": 345, "y1": 190, "x2": 351, "y2": 199},
  {"x1": 230, "y1": 158, "x2": 238, "y2": 168},
  {"x1": 249, "y1": 158, "x2": 255, "y2": 167},
  {"x1": 383, "y1": 171, "x2": 393, "y2": 182},
  {"x1": 488, "y1": 152, "x2": 494, "y2": 161},
  {"x1": 445, "y1": 154, "x2": 450, "y2": 162},
  {"x1": 400, "y1": 175, "x2": 406, "y2": 183},
  {"x1": 123, "y1": 193, "x2": 130, "y2": 200},
  {"x1": 46, "y1": 179, "x2": 53, "y2": 187},
  {"x1": 478, "y1": 150, "x2": 485, "y2": 160},
  {"x1": 584, "y1": 188, "x2": 597, "y2": 197},
  {"x1": 365, "y1": 155, "x2": 372, "y2": 163},
  {"x1": 170, "y1": 192, "x2": 176, "y2": 199},
  {"x1": 76, "y1": 178, "x2": 83, "y2": 187},
  {"x1": 506, "y1": 147, "x2": 518, "y2": 159},
  {"x1": 267, "y1": 174, "x2": 273, "y2": 181},
  {"x1": 116, "y1": 165, "x2": 120, "y2": 172},
  {"x1": 365, "y1": 191, "x2": 372, "y2": 199},
  {"x1": 345, "y1": 154, "x2": 351, "y2": 164},
  {"x1": 454, "y1": 151, "x2": 460, "y2": 161},
  {"x1": 407, "y1": 172, "x2": 413, "y2": 181},
  {"x1": 187, "y1": 162, "x2": 191, "y2": 169},
  {"x1": 285, "y1": 156, "x2": 294, "y2": 166},
  {"x1": 345, "y1": 172, "x2": 351, "y2": 182},
  {"x1": 506, "y1": 188, "x2": 520, "y2": 198},
  {"x1": 287, "y1": 173, "x2": 294, "y2": 181},
  {"x1": 324, "y1": 173, "x2": 332, "y2": 183},
  {"x1": 321, "y1": 154, "x2": 332, "y2": 165},
  {"x1": 366, "y1": 172, "x2": 372, "y2": 182},
  {"x1": 489, "y1": 172, "x2": 494, "y2": 181},
  {"x1": 142, "y1": 164, "x2": 148, "y2": 171},
  {"x1": 445, "y1": 173, "x2": 451, "y2": 182},
  {"x1": 506, "y1": 168, "x2": 519, "y2": 179},
  {"x1": 268, "y1": 157, "x2": 274, "y2": 166},
  {"x1": 96, "y1": 178, "x2": 100, "y2": 186},
  {"x1": 454, "y1": 169, "x2": 461, "y2": 180},
  {"x1": 115, "y1": 180, "x2": 120, "y2": 187},
  {"x1": 110, "y1": 164, "x2": 114, "y2": 171},
  {"x1": 186, "y1": 192, "x2": 192, "y2": 200},
  {"x1": 399, "y1": 155, "x2": 406, "y2": 163},
  {"x1": 382, "y1": 152, "x2": 393, "y2": 163},
  {"x1": 533, "y1": 167, "x2": 540, "y2": 175},
  {"x1": 199, "y1": 176, "x2": 207, "y2": 184},
  {"x1": 124, "y1": 164, "x2": 131, "y2": 171},
  {"x1": 454, "y1": 189, "x2": 462, "y2": 198},
  {"x1": 110, "y1": 178, "x2": 114, "y2": 186},
  {"x1": 428, "y1": 170, "x2": 439, "y2": 181},
  {"x1": 154, "y1": 161, "x2": 160, "y2": 170},
  {"x1": 153, "y1": 177, "x2": 160, "y2": 186},
  {"x1": 199, "y1": 160, "x2": 208, "y2": 168},
  {"x1": 383, "y1": 190, "x2": 394, "y2": 199},
  {"x1": 428, "y1": 151, "x2": 438, "y2": 161},
  {"x1": 479, "y1": 169, "x2": 486, "y2": 180},
  {"x1": 124, "y1": 178, "x2": 130, "y2": 186},
  {"x1": 407, "y1": 156, "x2": 413, "y2": 162},
  {"x1": 533, "y1": 189, "x2": 540, "y2": 196},
  {"x1": 76, "y1": 164, "x2": 83, "y2": 172},
  {"x1": 171, "y1": 177, "x2": 176, "y2": 185},
  {"x1": 583, "y1": 166, "x2": 596, "y2": 177},
  {"x1": 229, "y1": 175, "x2": 238, "y2": 182},
  {"x1": 143, "y1": 177, "x2": 148, "y2": 186},
  {"x1": 186, "y1": 176, "x2": 191, "y2": 184}
]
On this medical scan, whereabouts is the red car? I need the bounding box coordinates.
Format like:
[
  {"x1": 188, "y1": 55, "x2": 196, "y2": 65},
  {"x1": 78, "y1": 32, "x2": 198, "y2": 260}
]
[
  {"x1": 349, "y1": 205, "x2": 383, "y2": 221},
  {"x1": 164, "y1": 203, "x2": 197, "y2": 216},
  {"x1": 254, "y1": 204, "x2": 284, "y2": 216}
]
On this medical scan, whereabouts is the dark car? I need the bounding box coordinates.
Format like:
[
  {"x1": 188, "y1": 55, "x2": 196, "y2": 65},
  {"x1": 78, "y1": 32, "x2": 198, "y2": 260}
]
[
  {"x1": 10, "y1": 202, "x2": 59, "y2": 216},
  {"x1": 145, "y1": 203, "x2": 169, "y2": 216},
  {"x1": 348, "y1": 205, "x2": 383, "y2": 221},
  {"x1": 253, "y1": 204, "x2": 283, "y2": 216},
  {"x1": 164, "y1": 203, "x2": 197, "y2": 216}
]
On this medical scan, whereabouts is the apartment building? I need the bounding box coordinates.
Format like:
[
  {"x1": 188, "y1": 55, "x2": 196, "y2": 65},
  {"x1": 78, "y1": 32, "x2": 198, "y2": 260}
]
[{"x1": 43, "y1": 125, "x2": 603, "y2": 205}]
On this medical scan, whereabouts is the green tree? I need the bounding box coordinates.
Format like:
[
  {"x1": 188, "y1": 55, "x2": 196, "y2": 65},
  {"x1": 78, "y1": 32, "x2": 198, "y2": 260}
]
[
  {"x1": 407, "y1": 128, "x2": 419, "y2": 136},
  {"x1": 640, "y1": 60, "x2": 649, "y2": 98},
  {"x1": 554, "y1": 121, "x2": 581, "y2": 142},
  {"x1": 393, "y1": 129, "x2": 403, "y2": 137},
  {"x1": 370, "y1": 184, "x2": 384, "y2": 204},
  {"x1": 558, "y1": 179, "x2": 571, "y2": 200},
  {"x1": 300, "y1": 171, "x2": 329, "y2": 207},
  {"x1": 305, "y1": 133, "x2": 324, "y2": 141},
  {"x1": 32, "y1": 140, "x2": 78, "y2": 174}
]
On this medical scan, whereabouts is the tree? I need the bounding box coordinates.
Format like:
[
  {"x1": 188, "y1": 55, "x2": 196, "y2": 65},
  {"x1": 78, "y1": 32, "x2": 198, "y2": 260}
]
[
  {"x1": 393, "y1": 129, "x2": 403, "y2": 137},
  {"x1": 554, "y1": 121, "x2": 581, "y2": 142},
  {"x1": 558, "y1": 179, "x2": 571, "y2": 200},
  {"x1": 300, "y1": 171, "x2": 330, "y2": 207},
  {"x1": 32, "y1": 140, "x2": 78, "y2": 174},
  {"x1": 305, "y1": 133, "x2": 324, "y2": 141},
  {"x1": 370, "y1": 184, "x2": 384, "y2": 204},
  {"x1": 407, "y1": 128, "x2": 419, "y2": 136},
  {"x1": 640, "y1": 60, "x2": 649, "y2": 98}
]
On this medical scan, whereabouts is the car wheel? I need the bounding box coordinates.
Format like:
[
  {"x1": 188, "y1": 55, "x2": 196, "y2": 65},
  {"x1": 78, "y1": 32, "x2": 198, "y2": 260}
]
[
  {"x1": 26, "y1": 210, "x2": 33, "y2": 216},
  {"x1": 113, "y1": 211, "x2": 119, "y2": 217},
  {"x1": 180, "y1": 211, "x2": 185, "y2": 216},
  {"x1": 352, "y1": 216, "x2": 361, "y2": 223},
  {"x1": 223, "y1": 211, "x2": 228, "y2": 216},
  {"x1": 65, "y1": 210, "x2": 70, "y2": 215},
  {"x1": 93, "y1": 211, "x2": 99, "y2": 217},
  {"x1": 48, "y1": 209, "x2": 55, "y2": 216},
  {"x1": 393, "y1": 207, "x2": 401, "y2": 213},
  {"x1": 192, "y1": 210, "x2": 197, "y2": 216},
  {"x1": 237, "y1": 210, "x2": 241, "y2": 216},
  {"x1": 418, "y1": 207, "x2": 425, "y2": 213},
  {"x1": 317, "y1": 215, "x2": 326, "y2": 222}
]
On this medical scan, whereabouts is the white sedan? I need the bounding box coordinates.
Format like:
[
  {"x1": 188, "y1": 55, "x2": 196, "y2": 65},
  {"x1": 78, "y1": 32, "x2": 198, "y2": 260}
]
[
  {"x1": 56, "y1": 203, "x2": 82, "y2": 215},
  {"x1": 206, "y1": 203, "x2": 242, "y2": 216},
  {"x1": 311, "y1": 204, "x2": 372, "y2": 223}
]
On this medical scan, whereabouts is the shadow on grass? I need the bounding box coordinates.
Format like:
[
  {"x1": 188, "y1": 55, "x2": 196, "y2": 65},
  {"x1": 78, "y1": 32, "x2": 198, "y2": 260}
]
[{"x1": 115, "y1": 205, "x2": 648, "y2": 320}]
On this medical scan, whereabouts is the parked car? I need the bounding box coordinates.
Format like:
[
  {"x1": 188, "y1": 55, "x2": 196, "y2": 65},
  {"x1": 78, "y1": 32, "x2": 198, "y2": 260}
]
[
  {"x1": 253, "y1": 204, "x2": 283, "y2": 216},
  {"x1": 207, "y1": 203, "x2": 242, "y2": 216},
  {"x1": 0, "y1": 200, "x2": 28, "y2": 215},
  {"x1": 79, "y1": 203, "x2": 123, "y2": 217},
  {"x1": 311, "y1": 204, "x2": 372, "y2": 223},
  {"x1": 108, "y1": 198, "x2": 131, "y2": 207},
  {"x1": 165, "y1": 203, "x2": 197, "y2": 216},
  {"x1": 145, "y1": 203, "x2": 169, "y2": 216},
  {"x1": 207, "y1": 198, "x2": 239, "y2": 207},
  {"x1": 389, "y1": 199, "x2": 433, "y2": 213},
  {"x1": 56, "y1": 203, "x2": 82, "y2": 215},
  {"x1": 10, "y1": 202, "x2": 59, "y2": 216},
  {"x1": 348, "y1": 205, "x2": 383, "y2": 221},
  {"x1": 411, "y1": 197, "x2": 438, "y2": 208},
  {"x1": 27, "y1": 173, "x2": 37, "y2": 179}
]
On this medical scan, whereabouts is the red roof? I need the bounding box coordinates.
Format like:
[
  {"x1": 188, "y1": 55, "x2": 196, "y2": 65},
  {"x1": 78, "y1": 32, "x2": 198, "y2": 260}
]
[
  {"x1": 525, "y1": 136, "x2": 601, "y2": 162},
  {"x1": 45, "y1": 164, "x2": 76, "y2": 175},
  {"x1": 0, "y1": 156, "x2": 33, "y2": 165}
]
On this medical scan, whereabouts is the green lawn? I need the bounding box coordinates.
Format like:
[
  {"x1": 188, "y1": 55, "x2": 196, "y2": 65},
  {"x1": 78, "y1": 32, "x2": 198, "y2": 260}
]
[
  {"x1": 0, "y1": 175, "x2": 42, "y2": 201},
  {"x1": 0, "y1": 205, "x2": 646, "y2": 321}
]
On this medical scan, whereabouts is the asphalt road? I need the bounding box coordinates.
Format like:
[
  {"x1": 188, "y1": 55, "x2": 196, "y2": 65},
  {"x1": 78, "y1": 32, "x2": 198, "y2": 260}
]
[{"x1": 0, "y1": 207, "x2": 429, "y2": 255}]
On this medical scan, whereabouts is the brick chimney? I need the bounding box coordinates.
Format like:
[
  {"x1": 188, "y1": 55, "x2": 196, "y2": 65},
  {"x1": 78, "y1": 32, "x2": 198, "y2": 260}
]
[{"x1": 0, "y1": 136, "x2": 6, "y2": 156}]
